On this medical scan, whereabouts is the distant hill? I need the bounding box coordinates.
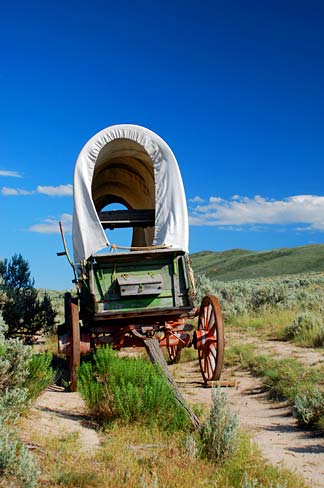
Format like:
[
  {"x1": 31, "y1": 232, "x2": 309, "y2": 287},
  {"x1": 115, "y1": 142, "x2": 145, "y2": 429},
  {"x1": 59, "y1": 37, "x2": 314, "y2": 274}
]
[{"x1": 190, "y1": 244, "x2": 324, "y2": 281}]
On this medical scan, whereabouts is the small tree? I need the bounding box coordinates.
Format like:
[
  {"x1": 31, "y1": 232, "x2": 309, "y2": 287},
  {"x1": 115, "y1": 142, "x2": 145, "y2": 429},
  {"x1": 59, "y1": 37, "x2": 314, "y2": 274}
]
[
  {"x1": 0, "y1": 253, "x2": 34, "y2": 290},
  {"x1": 40, "y1": 292, "x2": 57, "y2": 335},
  {"x1": 0, "y1": 254, "x2": 57, "y2": 341}
]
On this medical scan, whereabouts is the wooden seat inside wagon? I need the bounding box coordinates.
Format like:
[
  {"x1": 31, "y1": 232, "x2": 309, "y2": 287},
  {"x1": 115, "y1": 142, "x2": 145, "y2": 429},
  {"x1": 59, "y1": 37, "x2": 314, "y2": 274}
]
[{"x1": 99, "y1": 209, "x2": 155, "y2": 230}]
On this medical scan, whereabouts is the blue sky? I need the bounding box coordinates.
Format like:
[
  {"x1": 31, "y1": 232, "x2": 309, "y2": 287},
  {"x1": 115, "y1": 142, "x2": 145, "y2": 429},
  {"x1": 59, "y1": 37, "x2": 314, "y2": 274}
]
[{"x1": 1, "y1": 1, "x2": 324, "y2": 289}]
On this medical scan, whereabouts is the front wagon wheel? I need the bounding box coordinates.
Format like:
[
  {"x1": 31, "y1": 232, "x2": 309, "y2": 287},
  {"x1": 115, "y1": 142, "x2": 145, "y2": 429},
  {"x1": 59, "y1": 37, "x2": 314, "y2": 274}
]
[{"x1": 197, "y1": 295, "x2": 224, "y2": 383}]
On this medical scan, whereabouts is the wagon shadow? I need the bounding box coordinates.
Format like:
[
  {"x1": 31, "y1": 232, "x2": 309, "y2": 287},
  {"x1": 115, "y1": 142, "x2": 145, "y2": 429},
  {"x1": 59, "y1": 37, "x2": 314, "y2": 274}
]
[
  {"x1": 36, "y1": 404, "x2": 98, "y2": 430},
  {"x1": 287, "y1": 444, "x2": 324, "y2": 454}
]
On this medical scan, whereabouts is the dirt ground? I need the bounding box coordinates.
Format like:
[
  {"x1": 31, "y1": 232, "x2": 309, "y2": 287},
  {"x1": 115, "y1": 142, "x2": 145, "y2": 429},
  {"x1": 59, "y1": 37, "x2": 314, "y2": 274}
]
[
  {"x1": 174, "y1": 332, "x2": 324, "y2": 488},
  {"x1": 21, "y1": 334, "x2": 324, "y2": 487},
  {"x1": 20, "y1": 384, "x2": 101, "y2": 453}
]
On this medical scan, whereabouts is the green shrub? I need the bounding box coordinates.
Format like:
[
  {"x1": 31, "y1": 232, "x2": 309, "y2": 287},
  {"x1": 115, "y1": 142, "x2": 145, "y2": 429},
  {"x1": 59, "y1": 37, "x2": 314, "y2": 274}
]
[
  {"x1": 0, "y1": 336, "x2": 53, "y2": 421},
  {"x1": 0, "y1": 421, "x2": 40, "y2": 488},
  {"x1": 284, "y1": 312, "x2": 324, "y2": 347},
  {"x1": 78, "y1": 347, "x2": 190, "y2": 432},
  {"x1": 293, "y1": 388, "x2": 324, "y2": 428},
  {"x1": 199, "y1": 387, "x2": 239, "y2": 461},
  {"x1": 0, "y1": 329, "x2": 51, "y2": 488},
  {"x1": 25, "y1": 353, "x2": 54, "y2": 402},
  {"x1": 0, "y1": 335, "x2": 31, "y2": 422}
]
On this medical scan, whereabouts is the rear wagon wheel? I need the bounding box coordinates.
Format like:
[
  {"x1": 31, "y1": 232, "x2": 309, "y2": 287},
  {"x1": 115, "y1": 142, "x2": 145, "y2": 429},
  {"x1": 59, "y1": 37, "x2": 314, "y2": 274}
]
[{"x1": 198, "y1": 295, "x2": 224, "y2": 383}]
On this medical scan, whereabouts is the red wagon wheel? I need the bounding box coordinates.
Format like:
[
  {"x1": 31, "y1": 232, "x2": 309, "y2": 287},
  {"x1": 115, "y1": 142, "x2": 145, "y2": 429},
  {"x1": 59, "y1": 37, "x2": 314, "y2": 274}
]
[{"x1": 197, "y1": 295, "x2": 224, "y2": 383}]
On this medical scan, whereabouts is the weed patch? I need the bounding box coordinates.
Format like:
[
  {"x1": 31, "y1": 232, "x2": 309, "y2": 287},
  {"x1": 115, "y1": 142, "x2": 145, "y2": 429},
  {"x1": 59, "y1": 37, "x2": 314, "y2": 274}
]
[
  {"x1": 24, "y1": 421, "x2": 306, "y2": 488},
  {"x1": 78, "y1": 347, "x2": 190, "y2": 432}
]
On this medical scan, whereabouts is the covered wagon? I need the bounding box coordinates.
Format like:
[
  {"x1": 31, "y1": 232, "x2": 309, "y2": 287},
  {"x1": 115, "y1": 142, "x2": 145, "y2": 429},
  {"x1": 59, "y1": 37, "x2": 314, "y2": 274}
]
[{"x1": 58, "y1": 124, "x2": 224, "y2": 390}]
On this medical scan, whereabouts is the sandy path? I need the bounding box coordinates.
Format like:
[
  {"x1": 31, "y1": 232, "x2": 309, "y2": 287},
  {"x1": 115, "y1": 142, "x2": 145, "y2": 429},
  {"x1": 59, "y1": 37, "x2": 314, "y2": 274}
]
[
  {"x1": 20, "y1": 336, "x2": 323, "y2": 486},
  {"x1": 173, "y1": 338, "x2": 324, "y2": 488},
  {"x1": 22, "y1": 385, "x2": 100, "y2": 452},
  {"x1": 228, "y1": 330, "x2": 324, "y2": 367}
]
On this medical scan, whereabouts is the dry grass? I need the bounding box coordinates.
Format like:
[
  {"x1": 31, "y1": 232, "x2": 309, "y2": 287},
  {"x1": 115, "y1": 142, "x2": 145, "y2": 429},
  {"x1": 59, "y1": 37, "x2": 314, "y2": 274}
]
[
  {"x1": 18, "y1": 419, "x2": 307, "y2": 488},
  {"x1": 227, "y1": 309, "x2": 296, "y2": 339}
]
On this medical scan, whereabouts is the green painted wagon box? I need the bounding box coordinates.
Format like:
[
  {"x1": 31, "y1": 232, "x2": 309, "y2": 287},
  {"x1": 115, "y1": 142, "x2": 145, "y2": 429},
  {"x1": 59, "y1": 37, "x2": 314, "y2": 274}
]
[{"x1": 82, "y1": 249, "x2": 192, "y2": 314}]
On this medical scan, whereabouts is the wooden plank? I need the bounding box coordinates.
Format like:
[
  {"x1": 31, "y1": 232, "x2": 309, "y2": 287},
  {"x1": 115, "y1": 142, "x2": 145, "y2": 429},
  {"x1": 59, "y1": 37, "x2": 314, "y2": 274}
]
[
  {"x1": 144, "y1": 338, "x2": 201, "y2": 430},
  {"x1": 93, "y1": 306, "x2": 196, "y2": 322},
  {"x1": 92, "y1": 248, "x2": 184, "y2": 263},
  {"x1": 99, "y1": 209, "x2": 155, "y2": 229},
  {"x1": 118, "y1": 274, "x2": 163, "y2": 296},
  {"x1": 117, "y1": 274, "x2": 163, "y2": 286}
]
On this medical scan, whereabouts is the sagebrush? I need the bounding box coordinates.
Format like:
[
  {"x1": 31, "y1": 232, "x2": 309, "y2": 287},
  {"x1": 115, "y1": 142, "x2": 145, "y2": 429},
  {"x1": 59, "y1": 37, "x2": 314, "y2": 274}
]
[
  {"x1": 195, "y1": 272, "x2": 324, "y2": 319},
  {"x1": 199, "y1": 386, "x2": 239, "y2": 461},
  {"x1": 0, "y1": 325, "x2": 53, "y2": 487}
]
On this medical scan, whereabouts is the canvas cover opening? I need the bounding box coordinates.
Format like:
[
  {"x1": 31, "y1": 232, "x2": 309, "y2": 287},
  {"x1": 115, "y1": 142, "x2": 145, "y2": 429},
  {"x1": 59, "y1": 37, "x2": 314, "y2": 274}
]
[{"x1": 72, "y1": 124, "x2": 188, "y2": 267}]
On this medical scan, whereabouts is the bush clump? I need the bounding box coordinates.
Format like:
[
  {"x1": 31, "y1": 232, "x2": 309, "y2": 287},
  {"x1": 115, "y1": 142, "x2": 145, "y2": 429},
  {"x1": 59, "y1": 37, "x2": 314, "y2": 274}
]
[
  {"x1": 293, "y1": 388, "x2": 324, "y2": 428},
  {"x1": 78, "y1": 347, "x2": 190, "y2": 432},
  {"x1": 284, "y1": 312, "x2": 324, "y2": 347},
  {"x1": 0, "y1": 335, "x2": 53, "y2": 421},
  {"x1": 24, "y1": 353, "x2": 54, "y2": 402},
  {"x1": 0, "y1": 422, "x2": 40, "y2": 488},
  {"x1": 0, "y1": 324, "x2": 53, "y2": 487},
  {"x1": 199, "y1": 387, "x2": 239, "y2": 461}
]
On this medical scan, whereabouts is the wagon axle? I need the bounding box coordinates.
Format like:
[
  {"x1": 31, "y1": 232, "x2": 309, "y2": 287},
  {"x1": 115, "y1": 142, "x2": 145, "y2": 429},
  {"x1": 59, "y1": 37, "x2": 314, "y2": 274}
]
[{"x1": 58, "y1": 323, "x2": 192, "y2": 356}]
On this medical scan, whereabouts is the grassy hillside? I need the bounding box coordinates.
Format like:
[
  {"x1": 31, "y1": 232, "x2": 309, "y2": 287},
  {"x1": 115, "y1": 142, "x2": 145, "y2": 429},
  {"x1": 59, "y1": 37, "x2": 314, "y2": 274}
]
[
  {"x1": 190, "y1": 244, "x2": 324, "y2": 281},
  {"x1": 38, "y1": 244, "x2": 324, "y2": 318}
]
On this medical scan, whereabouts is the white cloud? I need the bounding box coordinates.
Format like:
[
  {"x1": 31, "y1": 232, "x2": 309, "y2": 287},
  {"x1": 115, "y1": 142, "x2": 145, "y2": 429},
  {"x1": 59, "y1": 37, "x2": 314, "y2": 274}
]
[
  {"x1": 2, "y1": 183, "x2": 73, "y2": 197},
  {"x1": 209, "y1": 196, "x2": 223, "y2": 203},
  {"x1": 189, "y1": 194, "x2": 324, "y2": 231},
  {"x1": 2, "y1": 187, "x2": 34, "y2": 195},
  {"x1": 28, "y1": 213, "x2": 72, "y2": 234},
  {"x1": 37, "y1": 184, "x2": 73, "y2": 196},
  {"x1": 189, "y1": 196, "x2": 204, "y2": 203},
  {"x1": 0, "y1": 170, "x2": 22, "y2": 178}
]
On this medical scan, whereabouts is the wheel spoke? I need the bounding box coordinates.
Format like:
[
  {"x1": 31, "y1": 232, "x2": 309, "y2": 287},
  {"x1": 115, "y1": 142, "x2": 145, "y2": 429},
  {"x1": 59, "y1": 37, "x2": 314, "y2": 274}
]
[
  {"x1": 209, "y1": 344, "x2": 217, "y2": 360},
  {"x1": 208, "y1": 314, "x2": 215, "y2": 329},
  {"x1": 205, "y1": 353, "x2": 211, "y2": 376},
  {"x1": 200, "y1": 313, "x2": 205, "y2": 329},
  {"x1": 204, "y1": 305, "x2": 208, "y2": 325},
  {"x1": 207, "y1": 304, "x2": 211, "y2": 321},
  {"x1": 206, "y1": 352, "x2": 215, "y2": 379}
]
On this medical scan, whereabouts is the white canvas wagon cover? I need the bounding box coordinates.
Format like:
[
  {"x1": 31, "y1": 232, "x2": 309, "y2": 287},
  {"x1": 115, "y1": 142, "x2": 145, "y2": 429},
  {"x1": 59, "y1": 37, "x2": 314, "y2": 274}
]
[{"x1": 73, "y1": 124, "x2": 189, "y2": 266}]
